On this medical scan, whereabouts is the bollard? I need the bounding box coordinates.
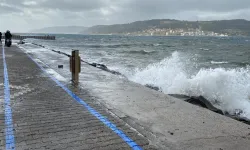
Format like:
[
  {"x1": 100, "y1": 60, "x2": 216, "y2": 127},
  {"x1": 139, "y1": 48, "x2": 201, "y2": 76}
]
[{"x1": 70, "y1": 50, "x2": 81, "y2": 84}]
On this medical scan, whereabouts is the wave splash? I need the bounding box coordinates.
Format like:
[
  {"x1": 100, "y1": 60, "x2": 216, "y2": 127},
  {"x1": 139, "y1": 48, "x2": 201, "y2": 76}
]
[
  {"x1": 211, "y1": 61, "x2": 228, "y2": 64},
  {"x1": 127, "y1": 51, "x2": 250, "y2": 120},
  {"x1": 122, "y1": 50, "x2": 157, "y2": 55}
]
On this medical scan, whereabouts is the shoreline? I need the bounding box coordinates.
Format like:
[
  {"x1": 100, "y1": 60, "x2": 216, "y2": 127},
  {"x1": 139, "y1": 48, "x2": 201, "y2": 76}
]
[
  {"x1": 18, "y1": 42, "x2": 250, "y2": 149},
  {"x1": 28, "y1": 42, "x2": 250, "y2": 126},
  {"x1": 12, "y1": 32, "x2": 250, "y2": 38}
]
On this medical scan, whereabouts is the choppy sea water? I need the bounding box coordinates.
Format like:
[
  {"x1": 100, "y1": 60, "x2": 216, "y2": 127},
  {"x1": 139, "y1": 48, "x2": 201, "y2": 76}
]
[{"x1": 22, "y1": 34, "x2": 250, "y2": 120}]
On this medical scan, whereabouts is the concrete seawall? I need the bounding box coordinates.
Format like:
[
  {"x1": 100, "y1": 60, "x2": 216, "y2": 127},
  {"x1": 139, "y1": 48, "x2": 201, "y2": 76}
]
[{"x1": 17, "y1": 43, "x2": 250, "y2": 150}]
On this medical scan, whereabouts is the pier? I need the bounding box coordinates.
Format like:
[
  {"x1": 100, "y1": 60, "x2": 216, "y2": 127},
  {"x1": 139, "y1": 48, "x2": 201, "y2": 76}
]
[
  {"x1": 0, "y1": 43, "x2": 250, "y2": 149},
  {"x1": 1, "y1": 35, "x2": 55, "y2": 40},
  {"x1": 0, "y1": 45, "x2": 151, "y2": 150}
]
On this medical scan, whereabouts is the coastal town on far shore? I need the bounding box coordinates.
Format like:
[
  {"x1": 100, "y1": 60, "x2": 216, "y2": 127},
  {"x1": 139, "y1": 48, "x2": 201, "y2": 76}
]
[{"x1": 124, "y1": 28, "x2": 229, "y2": 37}]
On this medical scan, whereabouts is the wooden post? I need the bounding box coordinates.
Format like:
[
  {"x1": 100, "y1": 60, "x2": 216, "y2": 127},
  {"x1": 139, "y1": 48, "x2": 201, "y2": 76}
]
[{"x1": 70, "y1": 50, "x2": 81, "y2": 84}]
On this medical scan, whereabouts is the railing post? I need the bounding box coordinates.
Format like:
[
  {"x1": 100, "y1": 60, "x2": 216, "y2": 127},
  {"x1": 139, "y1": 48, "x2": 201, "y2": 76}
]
[{"x1": 70, "y1": 50, "x2": 81, "y2": 84}]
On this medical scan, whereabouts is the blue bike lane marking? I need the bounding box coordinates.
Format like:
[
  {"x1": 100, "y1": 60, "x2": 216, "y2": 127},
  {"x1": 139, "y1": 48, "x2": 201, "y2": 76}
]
[{"x1": 2, "y1": 45, "x2": 15, "y2": 150}]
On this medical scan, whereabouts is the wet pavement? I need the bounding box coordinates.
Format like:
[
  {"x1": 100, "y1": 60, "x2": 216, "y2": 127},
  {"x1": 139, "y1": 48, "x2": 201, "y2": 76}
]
[
  {"x1": 1, "y1": 44, "x2": 250, "y2": 150},
  {"x1": 0, "y1": 44, "x2": 155, "y2": 150}
]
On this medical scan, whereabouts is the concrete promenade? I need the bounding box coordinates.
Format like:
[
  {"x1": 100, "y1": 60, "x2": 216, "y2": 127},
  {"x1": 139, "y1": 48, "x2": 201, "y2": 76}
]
[
  {"x1": 1, "y1": 44, "x2": 250, "y2": 150},
  {"x1": 22, "y1": 43, "x2": 250, "y2": 150},
  {"x1": 0, "y1": 45, "x2": 154, "y2": 149}
]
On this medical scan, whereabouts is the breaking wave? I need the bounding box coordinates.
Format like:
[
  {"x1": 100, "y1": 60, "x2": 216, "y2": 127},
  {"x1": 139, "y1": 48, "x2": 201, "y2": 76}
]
[
  {"x1": 126, "y1": 51, "x2": 250, "y2": 120},
  {"x1": 122, "y1": 50, "x2": 157, "y2": 55},
  {"x1": 83, "y1": 43, "x2": 133, "y2": 48},
  {"x1": 211, "y1": 61, "x2": 228, "y2": 64},
  {"x1": 82, "y1": 43, "x2": 174, "y2": 49}
]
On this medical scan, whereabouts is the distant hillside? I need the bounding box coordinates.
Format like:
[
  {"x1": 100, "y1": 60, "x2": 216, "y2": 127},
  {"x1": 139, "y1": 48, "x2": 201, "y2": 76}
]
[
  {"x1": 31, "y1": 26, "x2": 88, "y2": 34},
  {"x1": 81, "y1": 19, "x2": 250, "y2": 36}
]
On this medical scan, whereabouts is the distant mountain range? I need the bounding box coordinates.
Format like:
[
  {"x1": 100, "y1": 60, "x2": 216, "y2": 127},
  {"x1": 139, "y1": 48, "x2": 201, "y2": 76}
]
[
  {"x1": 31, "y1": 26, "x2": 88, "y2": 34},
  {"x1": 82, "y1": 19, "x2": 250, "y2": 36},
  {"x1": 32, "y1": 19, "x2": 250, "y2": 36}
]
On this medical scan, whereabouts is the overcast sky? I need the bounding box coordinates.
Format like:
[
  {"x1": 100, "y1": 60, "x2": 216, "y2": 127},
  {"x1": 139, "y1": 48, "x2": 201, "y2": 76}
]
[{"x1": 1, "y1": 0, "x2": 250, "y2": 32}]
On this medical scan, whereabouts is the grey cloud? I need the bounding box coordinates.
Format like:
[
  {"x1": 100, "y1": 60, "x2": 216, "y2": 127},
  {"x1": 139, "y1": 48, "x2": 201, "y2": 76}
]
[
  {"x1": 38, "y1": 0, "x2": 107, "y2": 12},
  {"x1": 2, "y1": 0, "x2": 250, "y2": 14},
  {"x1": 0, "y1": 0, "x2": 25, "y2": 7},
  {"x1": 1, "y1": 0, "x2": 109, "y2": 11},
  {"x1": 1, "y1": 0, "x2": 250, "y2": 32},
  {"x1": 0, "y1": 4, "x2": 22, "y2": 14},
  {"x1": 124, "y1": 0, "x2": 250, "y2": 15}
]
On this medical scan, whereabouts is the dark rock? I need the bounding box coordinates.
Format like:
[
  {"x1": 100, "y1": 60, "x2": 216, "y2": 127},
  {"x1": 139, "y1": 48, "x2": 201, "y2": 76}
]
[
  {"x1": 185, "y1": 96, "x2": 224, "y2": 115},
  {"x1": 96, "y1": 64, "x2": 108, "y2": 70},
  {"x1": 226, "y1": 113, "x2": 250, "y2": 125},
  {"x1": 58, "y1": 65, "x2": 63, "y2": 69},
  {"x1": 168, "y1": 131, "x2": 174, "y2": 135},
  {"x1": 90, "y1": 63, "x2": 108, "y2": 69},
  {"x1": 170, "y1": 94, "x2": 250, "y2": 125},
  {"x1": 170, "y1": 94, "x2": 223, "y2": 114},
  {"x1": 169, "y1": 94, "x2": 190, "y2": 101},
  {"x1": 145, "y1": 84, "x2": 161, "y2": 91},
  {"x1": 89, "y1": 63, "x2": 122, "y2": 75},
  {"x1": 234, "y1": 109, "x2": 243, "y2": 116}
]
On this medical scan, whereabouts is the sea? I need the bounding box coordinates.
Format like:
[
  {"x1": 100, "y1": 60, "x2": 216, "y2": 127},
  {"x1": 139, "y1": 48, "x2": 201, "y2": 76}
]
[{"x1": 21, "y1": 34, "x2": 250, "y2": 120}]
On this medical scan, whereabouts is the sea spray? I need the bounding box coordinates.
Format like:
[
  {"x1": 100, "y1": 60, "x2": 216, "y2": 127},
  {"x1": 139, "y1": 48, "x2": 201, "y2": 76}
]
[
  {"x1": 211, "y1": 61, "x2": 228, "y2": 64},
  {"x1": 128, "y1": 51, "x2": 250, "y2": 120},
  {"x1": 23, "y1": 36, "x2": 250, "y2": 121}
]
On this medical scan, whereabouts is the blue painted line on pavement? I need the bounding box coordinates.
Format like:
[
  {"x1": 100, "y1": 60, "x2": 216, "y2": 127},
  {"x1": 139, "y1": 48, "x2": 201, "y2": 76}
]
[
  {"x1": 26, "y1": 53, "x2": 143, "y2": 150},
  {"x1": 2, "y1": 45, "x2": 15, "y2": 150}
]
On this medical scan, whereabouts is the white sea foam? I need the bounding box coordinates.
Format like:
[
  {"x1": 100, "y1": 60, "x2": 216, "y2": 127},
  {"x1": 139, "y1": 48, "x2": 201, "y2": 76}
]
[
  {"x1": 127, "y1": 51, "x2": 250, "y2": 119},
  {"x1": 153, "y1": 43, "x2": 161, "y2": 47},
  {"x1": 211, "y1": 61, "x2": 228, "y2": 64}
]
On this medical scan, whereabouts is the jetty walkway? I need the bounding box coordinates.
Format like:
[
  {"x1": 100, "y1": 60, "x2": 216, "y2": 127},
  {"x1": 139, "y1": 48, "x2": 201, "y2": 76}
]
[
  {"x1": 1, "y1": 43, "x2": 250, "y2": 150},
  {"x1": 1, "y1": 35, "x2": 55, "y2": 40},
  {"x1": 0, "y1": 45, "x2": 153, "y2": 150}
]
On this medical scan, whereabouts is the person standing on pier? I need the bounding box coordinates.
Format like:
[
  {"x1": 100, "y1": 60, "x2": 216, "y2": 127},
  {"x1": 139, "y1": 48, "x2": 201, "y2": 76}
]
[
  {"x1": 0, "y1": 32, "x2": 2, "y2": 42},
  {"x1": 5, "y1": 30, "x2": 12, "y2": 41},
  {"x1": 5, "y1": 30, "x2": 12, "y2": 46}
]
